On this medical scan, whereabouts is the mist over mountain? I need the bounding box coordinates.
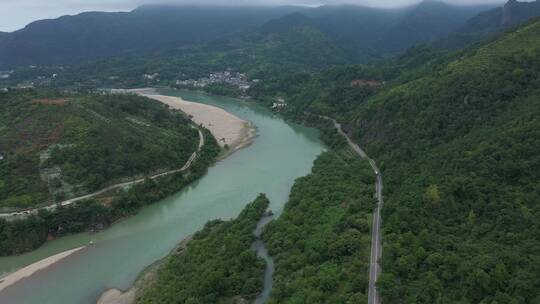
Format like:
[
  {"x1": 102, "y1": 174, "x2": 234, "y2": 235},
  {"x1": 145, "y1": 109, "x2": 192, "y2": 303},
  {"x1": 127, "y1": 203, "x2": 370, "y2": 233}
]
[
  {"x1": 432, "y1": 0, "x2": 540, "y2": 50},
  {"x1": 0, "y1": 5, "x2": 303, "y2": 68},
  {"x1": 302, "y1": 1, "x2": 492, "y2": 57},
  {"x1": 378, "y1": 1, "x2": 491, "y2": 52},
  {"x1": 461, "y1": 0, "x2": 540, "y2": 33},
  {"x1": 0, "y1": 1, "x2": 498, "y2": 69}
]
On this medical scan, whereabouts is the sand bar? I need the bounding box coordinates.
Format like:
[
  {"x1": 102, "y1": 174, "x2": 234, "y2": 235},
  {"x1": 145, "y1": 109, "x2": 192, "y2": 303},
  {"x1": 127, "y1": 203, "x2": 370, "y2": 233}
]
[
  {"x1": 97, "y1": 288, "x2": 135, "y2": 304},
  {"x1": 0, "y1": 246, "x2": 85, "y2": 293},
  {"x1": 115, "y1": 88, "x2": 256, "y2": 150},
  {"x1": 145, "y1": 94, "x2": 249, "y2": 148}
]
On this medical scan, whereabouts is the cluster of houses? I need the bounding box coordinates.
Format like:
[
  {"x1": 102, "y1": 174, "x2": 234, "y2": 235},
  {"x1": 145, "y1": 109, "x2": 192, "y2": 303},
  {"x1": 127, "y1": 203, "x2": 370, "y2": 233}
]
[
  {"x1": 143, "y1": 73, "x2": 160, "y2": 81},
  {"x1": 271, "y1": 98, "x2": 288, "y2": 111},
  {"x1": 0, "y1": 70, "x2": 13, "y2": 80},
  {"x1": 175, "y1": 71, "x2": 257, "y2": 92}
]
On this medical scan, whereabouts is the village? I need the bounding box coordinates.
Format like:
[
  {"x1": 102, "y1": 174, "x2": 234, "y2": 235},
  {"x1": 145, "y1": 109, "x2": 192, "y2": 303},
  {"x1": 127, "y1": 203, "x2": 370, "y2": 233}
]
[
  {"x1": 0, "y1": 70, "x2": 13, "y2": 80},
  {"x1": 175, "y1": 71, "x2": 257, "y2": 92}
]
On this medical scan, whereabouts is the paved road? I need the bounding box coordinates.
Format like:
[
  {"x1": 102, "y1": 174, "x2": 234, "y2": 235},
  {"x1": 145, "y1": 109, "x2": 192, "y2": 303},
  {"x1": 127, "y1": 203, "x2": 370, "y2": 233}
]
[
  {"x1": 331, "y1": 120, "x2": 383, "y2": 304},
  {"x1": 0, "y1": 128, "x2": 204, "y2": 219}
]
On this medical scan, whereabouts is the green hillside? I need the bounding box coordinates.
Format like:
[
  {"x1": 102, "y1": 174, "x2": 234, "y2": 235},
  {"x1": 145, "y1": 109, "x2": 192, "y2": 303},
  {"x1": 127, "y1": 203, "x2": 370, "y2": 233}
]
[
  {"x1": 354, "y1": 18, "x2": 540, "y2": 304},
  {"x1": 0, "y1": 89, "x2": 199, "y2": 209},
  {"x1": 252, "y1": 18, "x2": 540, "y2": 303}
]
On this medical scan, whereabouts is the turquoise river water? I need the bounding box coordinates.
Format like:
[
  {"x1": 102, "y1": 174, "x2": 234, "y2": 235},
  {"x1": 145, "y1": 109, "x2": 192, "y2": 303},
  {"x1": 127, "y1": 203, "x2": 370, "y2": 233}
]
[{"x1": 0, "y1": 90, "x2": 325, "y2": 304}]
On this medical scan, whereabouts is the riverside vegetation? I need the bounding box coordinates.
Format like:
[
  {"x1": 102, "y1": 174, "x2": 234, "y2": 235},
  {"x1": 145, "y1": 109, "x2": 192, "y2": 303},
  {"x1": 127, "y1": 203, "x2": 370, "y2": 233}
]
[
  {"x1": 134, "y1": 147, "x2": 376, "y2": 304},
  {"x1": 136, "y1": 194, "x2": 270, "y2": 304},
  {"x1": 0, "y1": 90, "x2": 220, "y2": 256},
  {"x1": 0, "y1": 129, "x2": 219, "y2": 256}
]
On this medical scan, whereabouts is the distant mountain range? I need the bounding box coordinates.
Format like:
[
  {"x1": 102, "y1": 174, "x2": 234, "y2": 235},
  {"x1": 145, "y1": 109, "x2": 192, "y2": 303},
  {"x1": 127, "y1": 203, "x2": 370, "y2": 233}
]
[
  {"x1": 304, "y1": 1, "x2": 492, "y2": 57},
  {"x1": 0, "y1": 5, "x2": 303, "y2": 68},
  {"x1": 0, "y1": 1, "x2": 498, "y2": 69},
  {"x1": 435, "y1": 0, "x2": 540, "y2": 50},
  {"x1": 1, "y1": 0, "x2": 539, "y2": 71}
]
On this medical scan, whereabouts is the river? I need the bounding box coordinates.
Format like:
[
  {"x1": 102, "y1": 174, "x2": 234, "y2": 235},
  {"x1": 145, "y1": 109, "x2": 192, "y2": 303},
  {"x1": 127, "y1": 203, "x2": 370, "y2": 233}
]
[{"x1": 0, "y1": 89, "x2": 325, "y2": 304}]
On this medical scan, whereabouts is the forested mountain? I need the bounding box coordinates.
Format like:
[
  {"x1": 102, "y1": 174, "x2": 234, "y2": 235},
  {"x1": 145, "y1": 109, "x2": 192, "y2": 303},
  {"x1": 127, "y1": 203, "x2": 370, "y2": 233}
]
[
  {"x1": 0, "y1": 2, "x2": 495, "y2": 69},
  {"x1": 0, "y1": 89, "x2": 199, "y2": 209},
  {"x1": 309, "y1": 1, "x2": 491, "y2": 57},
  {"x1": 437, "y1": 0, "x2": 540, "y2": 50},
  {"x1": 0, "y1": 5, "x2": 303, "y2": 68},
  {"x1": 244, "y1": 13, "x2": 352, "y2": 71},
  {"x1": 358, "y1": 18, "x2": 540, "y2": 303},
  {"x1": 250, "y1": 16, "x2": 540, "y2": 303},
  {"x1": 379, "y1": 1, "x2": 490, "y2": 53},
  {"x1": 461, "y1": 0, "x2": 540, "y2": 34}
]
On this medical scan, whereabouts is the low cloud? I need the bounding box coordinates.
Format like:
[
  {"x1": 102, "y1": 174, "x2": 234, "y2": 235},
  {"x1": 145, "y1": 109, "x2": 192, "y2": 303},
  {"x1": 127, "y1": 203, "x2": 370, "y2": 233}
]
[{"x1": 0, "y1": 0, "x2": 506, "y2": 32}]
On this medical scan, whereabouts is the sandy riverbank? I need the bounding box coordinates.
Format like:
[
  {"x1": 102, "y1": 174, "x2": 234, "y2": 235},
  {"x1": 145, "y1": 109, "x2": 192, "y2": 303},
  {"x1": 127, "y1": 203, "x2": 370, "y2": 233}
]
[
  {"x1": 116, "y1": 88, "x2": 256, "y2": 152},
  {"x1": 97, "y1": 289, "x2": 135, "y2": 304},
  {"x1": 0, "y1": 246, "x2": 85, "y2": 293}
]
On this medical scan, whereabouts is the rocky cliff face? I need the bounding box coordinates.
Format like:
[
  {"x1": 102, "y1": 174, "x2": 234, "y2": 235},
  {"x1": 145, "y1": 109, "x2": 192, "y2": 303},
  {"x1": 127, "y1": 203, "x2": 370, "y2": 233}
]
[
  {"x1": 460, "y1": 0, "x2": 540, "y2": 36},
  {"x1": 502, "y1": 0, "x2": 519, "y2": 27},
  {"x1": 501, "y1": 0, "x2": 540, "y2": 28}
]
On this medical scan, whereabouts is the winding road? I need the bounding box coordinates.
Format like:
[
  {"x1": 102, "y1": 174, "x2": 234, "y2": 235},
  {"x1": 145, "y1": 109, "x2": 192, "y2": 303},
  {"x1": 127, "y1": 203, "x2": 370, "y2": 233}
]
[
  {"x1": 331, "y1": 120, "x2": 383, "y2": 304},
  {"x1": 0, "y1": 128, "x2": 204, "y2": 219}
]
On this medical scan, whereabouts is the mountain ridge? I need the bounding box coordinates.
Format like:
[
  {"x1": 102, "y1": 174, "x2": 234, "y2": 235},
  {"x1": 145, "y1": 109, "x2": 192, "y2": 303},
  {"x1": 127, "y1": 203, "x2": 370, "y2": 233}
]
[
  {"x1": 0, "y1": 6, "x2": 303, "y2": 68},
  {"x1": 460, "y1": 0, "x2": 540, "y2": 34},
  {"x1": 0, "y1": 2, "x2": 497, "y2": 69}
]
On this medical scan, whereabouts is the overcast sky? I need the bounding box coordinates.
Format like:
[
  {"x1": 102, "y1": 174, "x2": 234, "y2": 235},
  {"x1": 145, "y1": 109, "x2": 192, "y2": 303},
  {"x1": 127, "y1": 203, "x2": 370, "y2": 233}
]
[{"x1": 0, "y1": 0, "x2": 507, "y2": 32}]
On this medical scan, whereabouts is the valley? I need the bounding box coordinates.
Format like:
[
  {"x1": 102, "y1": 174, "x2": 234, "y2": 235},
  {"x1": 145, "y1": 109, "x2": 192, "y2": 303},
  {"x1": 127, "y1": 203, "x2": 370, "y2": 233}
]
[
  {"x1": 0, "y1": 1, "x2": 539, "y2": 303},
  {"x1": 0, "y1": 90, "x2": 326, "y2": 304}
]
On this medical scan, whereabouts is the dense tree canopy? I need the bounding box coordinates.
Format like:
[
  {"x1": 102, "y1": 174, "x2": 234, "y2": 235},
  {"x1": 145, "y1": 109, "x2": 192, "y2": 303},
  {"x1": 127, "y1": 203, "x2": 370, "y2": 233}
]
[
  {"x1": 137, "y1": 194, "x2": 269, "y2": 304},
  {"x1": 0, "y1": 129, "x2": 219, "y2": 256},
  {"x1": 263, "y1": 151, "x2": 375, "y2": 303},
  {"x1": 252, "y1": 18, "x2": 540, "y2": 303}
]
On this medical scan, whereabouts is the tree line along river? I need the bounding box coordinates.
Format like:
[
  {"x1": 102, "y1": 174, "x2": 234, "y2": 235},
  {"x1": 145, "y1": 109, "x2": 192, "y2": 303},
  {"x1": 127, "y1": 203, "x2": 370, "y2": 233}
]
[{"x1": 0, "y1": 90, "x2": 326, "y2": 304}]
